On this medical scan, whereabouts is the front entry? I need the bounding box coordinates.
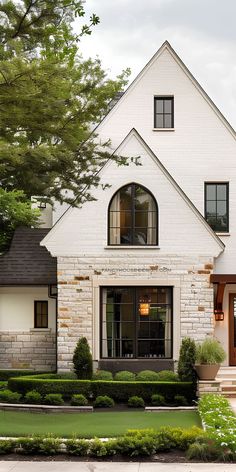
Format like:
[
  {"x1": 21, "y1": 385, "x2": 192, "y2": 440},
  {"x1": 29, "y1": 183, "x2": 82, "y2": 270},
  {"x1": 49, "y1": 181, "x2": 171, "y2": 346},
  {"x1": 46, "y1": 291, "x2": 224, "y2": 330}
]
[{"x1": 229, "y1": 294, "x2": 236, "y2": 365}]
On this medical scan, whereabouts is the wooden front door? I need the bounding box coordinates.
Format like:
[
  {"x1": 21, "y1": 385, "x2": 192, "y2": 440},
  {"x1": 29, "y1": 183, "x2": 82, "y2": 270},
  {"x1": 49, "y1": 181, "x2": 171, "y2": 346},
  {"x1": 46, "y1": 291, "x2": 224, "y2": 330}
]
[{"x1": 229, "y1": 294, "x2": 236, "y2": 365}]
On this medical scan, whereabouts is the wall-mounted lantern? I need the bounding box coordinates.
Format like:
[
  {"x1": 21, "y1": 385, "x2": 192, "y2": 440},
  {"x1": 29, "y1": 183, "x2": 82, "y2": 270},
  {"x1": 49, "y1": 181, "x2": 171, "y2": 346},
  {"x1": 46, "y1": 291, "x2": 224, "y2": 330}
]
[{"x1": 214, "y1": 310, "x2": 224, "y2": 321}]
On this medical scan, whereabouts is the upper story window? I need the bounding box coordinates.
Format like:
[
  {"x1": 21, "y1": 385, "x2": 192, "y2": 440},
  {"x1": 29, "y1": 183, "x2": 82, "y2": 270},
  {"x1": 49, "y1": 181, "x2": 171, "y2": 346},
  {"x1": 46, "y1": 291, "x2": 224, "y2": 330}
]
[
  {"x1": 205, "y1": 183, "x2": 229, "y2": 232},
  {"x1": 108, "y1": 183, "x2": 158, "y2": 245},
  {"x1": 154, "y1": 97, "x2": 174, "y2": 128}
]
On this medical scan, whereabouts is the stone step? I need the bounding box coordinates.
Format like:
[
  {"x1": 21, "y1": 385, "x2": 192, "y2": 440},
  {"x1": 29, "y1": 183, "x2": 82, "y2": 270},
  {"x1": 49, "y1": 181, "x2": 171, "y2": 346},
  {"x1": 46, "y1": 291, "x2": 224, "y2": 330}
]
[{"x1": 221, "y1": 386, "x2": 236, "y2": 392}]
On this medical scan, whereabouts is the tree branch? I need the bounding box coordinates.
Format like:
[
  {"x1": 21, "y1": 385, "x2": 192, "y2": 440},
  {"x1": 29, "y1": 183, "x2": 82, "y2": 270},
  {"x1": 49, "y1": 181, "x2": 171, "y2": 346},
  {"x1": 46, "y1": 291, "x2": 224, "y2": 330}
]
[{"x1": 12, "y1": 0, "x2": 34, "y2": 39}]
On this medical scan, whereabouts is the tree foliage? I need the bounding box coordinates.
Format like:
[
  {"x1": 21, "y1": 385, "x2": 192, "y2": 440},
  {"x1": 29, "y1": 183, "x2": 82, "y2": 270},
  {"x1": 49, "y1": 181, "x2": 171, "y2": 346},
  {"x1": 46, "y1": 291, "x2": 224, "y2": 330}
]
[
  {"x1": 0, "y1": 1, "x2": 130, "y2": 205},
  {"x1": 177, "y1": 337, "x2": 197, "y2": 383},
  {"x1": 0, "y1": 188, "x2": 40, "y2": 252}
]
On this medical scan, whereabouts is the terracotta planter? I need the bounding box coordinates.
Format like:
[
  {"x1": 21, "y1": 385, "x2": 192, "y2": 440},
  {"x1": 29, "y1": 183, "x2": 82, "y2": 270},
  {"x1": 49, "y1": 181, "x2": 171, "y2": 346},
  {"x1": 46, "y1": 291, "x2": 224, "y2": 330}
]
[{"x1": 194, "y1": 364, "x2": 220, "y2": 380}]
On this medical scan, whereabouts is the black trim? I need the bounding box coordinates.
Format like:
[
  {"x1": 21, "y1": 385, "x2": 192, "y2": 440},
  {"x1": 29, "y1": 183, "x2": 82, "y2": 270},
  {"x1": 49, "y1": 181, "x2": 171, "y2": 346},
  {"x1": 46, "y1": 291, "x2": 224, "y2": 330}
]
[
  {"x1": 34, "y1": 300, "x2": 48, "y2": 328},
  {"x1": 100, "y1": 286, "x2": 173, "y2": 360},
  {"x1": 204, "y1": 182, "x2": 229, "y2": 233},
  {"x1": 108, "y1": 182, "x2": 158, "y2": 246}
]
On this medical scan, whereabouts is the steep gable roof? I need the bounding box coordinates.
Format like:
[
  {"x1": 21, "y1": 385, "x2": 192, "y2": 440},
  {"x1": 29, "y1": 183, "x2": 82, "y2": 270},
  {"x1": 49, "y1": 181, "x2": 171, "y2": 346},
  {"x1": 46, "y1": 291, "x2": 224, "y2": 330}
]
[
  {"x1": 96, "y1": 41, "x2": 236, "y2": 140},
  {"x1": 41, "y1": 128, "x2": 224, "y2": 254}
]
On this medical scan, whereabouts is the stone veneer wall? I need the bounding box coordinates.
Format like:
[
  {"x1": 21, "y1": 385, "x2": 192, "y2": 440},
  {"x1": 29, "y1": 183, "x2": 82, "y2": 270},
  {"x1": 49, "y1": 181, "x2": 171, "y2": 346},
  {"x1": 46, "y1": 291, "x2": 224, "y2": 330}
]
[
  {"x1": 57, "y1": 254, "x2": 215, "y2": 371},
  {"x1": 0, "y1": 330, "x2": 56, "y2": 371}
]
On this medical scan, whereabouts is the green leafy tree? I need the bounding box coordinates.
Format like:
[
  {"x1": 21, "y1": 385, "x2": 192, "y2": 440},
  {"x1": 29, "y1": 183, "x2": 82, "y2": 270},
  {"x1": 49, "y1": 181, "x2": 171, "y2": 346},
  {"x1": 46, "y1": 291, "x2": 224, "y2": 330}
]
[
  {"x1": 73, "y1": 337, "x2": 93, "y2": 379},
  {"x1": 0, "y1": 1, "x2": 130, "y2": 247},
  {"x1": 0, "y1": 189, "x2": 40, "y2": 252}
]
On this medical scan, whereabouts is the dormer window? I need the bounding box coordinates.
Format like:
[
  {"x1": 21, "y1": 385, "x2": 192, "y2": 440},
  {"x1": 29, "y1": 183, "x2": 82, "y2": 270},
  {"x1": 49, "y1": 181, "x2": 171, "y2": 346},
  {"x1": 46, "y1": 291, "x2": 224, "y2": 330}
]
[
  {"x1": 108, "y1": 183, "x2": 158, "y2": 245},
  {"x1": 154, "y1": 97, "x2": 174, "y2": 128}
]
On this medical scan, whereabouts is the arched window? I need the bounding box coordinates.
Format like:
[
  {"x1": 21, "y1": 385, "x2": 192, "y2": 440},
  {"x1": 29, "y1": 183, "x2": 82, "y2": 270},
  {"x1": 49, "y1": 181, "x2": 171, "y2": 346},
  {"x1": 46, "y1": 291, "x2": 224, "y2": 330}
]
[{"x1": 108, "y1": 183, "x2": 158, "y2": 245}]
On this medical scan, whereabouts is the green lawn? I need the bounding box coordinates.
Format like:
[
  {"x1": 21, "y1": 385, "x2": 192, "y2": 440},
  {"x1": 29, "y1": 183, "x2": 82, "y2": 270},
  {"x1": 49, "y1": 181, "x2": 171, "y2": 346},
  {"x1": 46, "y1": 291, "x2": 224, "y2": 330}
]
[{"x1": 0, "y1": 410, "x2": 201, "y2": 438}]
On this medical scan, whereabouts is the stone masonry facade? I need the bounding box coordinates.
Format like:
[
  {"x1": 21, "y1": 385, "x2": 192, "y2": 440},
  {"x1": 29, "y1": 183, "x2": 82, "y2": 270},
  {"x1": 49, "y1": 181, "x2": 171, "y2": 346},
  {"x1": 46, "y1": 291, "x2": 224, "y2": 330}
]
[
  {"x1": 57, "y1": 253, "x2": 215, "y2": 371},
  {"x1": 0, "y1": 330, "x2": 56, "y2": 371}
]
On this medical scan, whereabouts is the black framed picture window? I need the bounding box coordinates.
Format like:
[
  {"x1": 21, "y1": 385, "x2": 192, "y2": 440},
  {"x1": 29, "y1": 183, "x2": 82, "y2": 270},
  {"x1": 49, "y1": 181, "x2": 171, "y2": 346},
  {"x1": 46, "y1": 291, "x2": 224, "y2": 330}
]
[
  {"x1": 34, "y1": 301, "x2": 48, "y2": 328},
  {"x1": 154, "y1": 97, "x2": 174, "y2": 128},
  {"x1": 101, "y1": 286, "x2": 173, "y2": 359},
  {"x1": 205, "y1": 183, "x2": 229, "y2": 232}
]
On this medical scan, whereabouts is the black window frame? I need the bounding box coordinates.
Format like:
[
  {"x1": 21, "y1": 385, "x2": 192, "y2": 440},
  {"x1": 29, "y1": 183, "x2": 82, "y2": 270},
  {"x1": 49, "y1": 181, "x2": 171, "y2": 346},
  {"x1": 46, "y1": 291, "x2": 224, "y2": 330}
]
[
  {"x1": 100, "y1": 286, "x2": 173, "y2": 359},
  {"x1": 204, "y1": 182, "x2": 229, "y2": 233},
  {"x1": 34, "y1": 300, "x2": 48, "y2": 328},
  {"x1": 154, "y1": 96, "x2": 174, "y2": 129},
  {"x1": 108, "y1": 183, "x2": 158, "y2": 246}
]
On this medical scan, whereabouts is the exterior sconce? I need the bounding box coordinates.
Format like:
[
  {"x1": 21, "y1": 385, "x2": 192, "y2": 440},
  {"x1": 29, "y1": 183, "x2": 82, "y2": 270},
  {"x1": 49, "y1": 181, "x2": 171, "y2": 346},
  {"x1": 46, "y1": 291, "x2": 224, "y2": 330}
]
[
  {"x1": 215, "y1": 310, "x2": 224, "y2": 321},
  {"x1": 139, "y1": 295, "x2": 151, "y2": 316}
]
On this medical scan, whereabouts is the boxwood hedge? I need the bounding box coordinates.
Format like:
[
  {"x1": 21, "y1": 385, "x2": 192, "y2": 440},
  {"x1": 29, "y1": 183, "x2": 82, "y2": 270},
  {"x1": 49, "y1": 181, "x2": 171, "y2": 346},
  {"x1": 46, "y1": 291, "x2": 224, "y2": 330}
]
[{"x1": 8, "y1": 375, "x2": 194, "y2": 402}]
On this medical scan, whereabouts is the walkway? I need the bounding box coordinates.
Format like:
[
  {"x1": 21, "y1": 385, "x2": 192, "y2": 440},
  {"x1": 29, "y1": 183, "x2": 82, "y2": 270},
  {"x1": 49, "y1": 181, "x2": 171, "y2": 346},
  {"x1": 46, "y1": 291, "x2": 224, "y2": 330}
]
[{"x1": 1, "y1": 463, "x2": 236, "y2": 472}]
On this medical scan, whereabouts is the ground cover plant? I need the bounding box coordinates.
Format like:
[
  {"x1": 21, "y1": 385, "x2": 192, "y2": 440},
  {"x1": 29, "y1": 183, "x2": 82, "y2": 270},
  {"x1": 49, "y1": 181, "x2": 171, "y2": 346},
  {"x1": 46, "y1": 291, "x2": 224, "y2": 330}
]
[
  {"x1": 0, "y1": 410, "x2": 201, "y2": 438},
  {"x1": 188, "y1": 394, "x2": 236, "y2": 461}
]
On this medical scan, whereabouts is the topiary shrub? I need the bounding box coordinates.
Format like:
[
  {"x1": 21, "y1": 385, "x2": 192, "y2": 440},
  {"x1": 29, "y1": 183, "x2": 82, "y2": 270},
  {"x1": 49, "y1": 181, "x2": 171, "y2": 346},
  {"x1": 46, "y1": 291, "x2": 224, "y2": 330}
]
[
  {"x1": 71, "y1": 394, "x2": 88, "y2": 406},
  {"x1": 156, "y1": 370, "x2": 179, "y2": 381},
  {"x1": 44, "y1": 393, "x2": 64, "y2": 405},
  {"x1": 128, "y1": 396, "x2": 145, "y2": 408},
  {"x1": 0, "y1": 389, "x2": 21, "y2": 403},
  {"x1": 178, "y1": 337, "x2": 197, "y2": 382},
  {"x1": 92, "y1": 370, "x2": 113, "y2": 381},
  {"x1": 24, "y1": 390, "x2": 42, "y2": 404},
  {"x1": 151, "y1": 394, "x2": 166, "y2": 406},
  {"x1": 94, "y1": 395, "x2": 114, "y2": 408},
  {"x1": 114, "y1": 371, "x2": 136, "y2": 381},
  {"x1": 174, "y1": 394, "x2": 188, "y2": 406},
  {"x1": 136, "y1": 370, "x2": 159, "y2": 381},
  {"x1": 73, "y1": 337, "x2": 93, "y2": 380}
]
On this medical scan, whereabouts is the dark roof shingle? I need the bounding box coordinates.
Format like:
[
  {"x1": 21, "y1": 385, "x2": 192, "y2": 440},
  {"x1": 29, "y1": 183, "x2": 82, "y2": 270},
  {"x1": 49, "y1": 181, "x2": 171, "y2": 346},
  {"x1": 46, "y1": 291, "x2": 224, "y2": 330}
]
[{"x1": 0, "y1": 227, "x2": 57, "y2": 285}]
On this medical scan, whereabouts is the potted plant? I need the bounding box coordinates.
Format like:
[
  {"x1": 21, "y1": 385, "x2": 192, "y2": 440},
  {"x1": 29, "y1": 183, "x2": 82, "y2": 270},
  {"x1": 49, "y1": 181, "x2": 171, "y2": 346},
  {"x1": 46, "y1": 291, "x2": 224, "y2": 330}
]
[{"x1": 194, "y1": 337, "x2": 226, "y2": 380}]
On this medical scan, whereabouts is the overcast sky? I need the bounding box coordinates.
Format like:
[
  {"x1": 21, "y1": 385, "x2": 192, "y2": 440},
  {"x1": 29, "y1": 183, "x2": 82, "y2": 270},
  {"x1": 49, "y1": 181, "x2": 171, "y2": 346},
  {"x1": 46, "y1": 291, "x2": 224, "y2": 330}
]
[{"x1": 75, "y1": 0, "x2": 236, "y2": 130}]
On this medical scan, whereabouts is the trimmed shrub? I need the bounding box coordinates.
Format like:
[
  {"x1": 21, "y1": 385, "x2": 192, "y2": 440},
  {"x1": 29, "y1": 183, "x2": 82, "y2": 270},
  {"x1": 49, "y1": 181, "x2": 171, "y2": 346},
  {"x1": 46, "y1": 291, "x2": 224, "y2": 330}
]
[
  {"x1": 9, "y1": 377, "x2": 92, "y2": 398},
  {"x1": 0, "y1": 381, "x2": 7, "y2": 390},
  {"x1": 116, "y1": 435, "x2": 156, "y2": 457},
  {"x1": 89, "y1": 438, "x2": 108, "y2": 457},
  {"x1": 92, "y1": 370, "x2": 113, "y2": 381},
  {"x1": 18, "y1": 437, "x2": 60, "y2": 455},
  {"x1": 156, "y1": 370, "x2": 179, "y2": 381},
  {"x1": 128, "y1": 396, "x2": 145, "y2": 408},
  {"x1": 44, "y1": 393, "x2": 64, "y2": 405},
  {"x1": 114, "y1": 371, "x2": 136, "y2": 381},
  {"x1": 174, "y1": 394, "x2": 188, "y2": 406},
  {"x1": 151, "y1": 394, "x2": 166, "y2": 406},
  {"x1": 71, "y1": 394, "x2": 88, "y2": 406},
  {"x1": 9, "y1": 375, "x2": 194, "y2": 403},
  {"x1": 178, "y1": 337, "x2": 197, "y2": 382},
  {"x1": 0, "y1": 389, "x2": 21, "y2": 403},
  {"x1": 0, "y1": 439, "x2": 16, "y2": 454},
  {"x1": 0, "y1": 370, "x2": 47, "y2": 381},
  {"x1": 73, "y1": 337, "x2": 93, "y2": 380},
  {"x1": 66, "y1": 439, "x2": 89, "y2": 456},
  {"x1": 24, "y1": 390, "x2": 42, "y2": 404},
  {"x1": 94, "y1": 395, "x2": 114, "y2": 408},
  {"x1": 136, "y1": 370, "x2": 159, "y2": 381}
]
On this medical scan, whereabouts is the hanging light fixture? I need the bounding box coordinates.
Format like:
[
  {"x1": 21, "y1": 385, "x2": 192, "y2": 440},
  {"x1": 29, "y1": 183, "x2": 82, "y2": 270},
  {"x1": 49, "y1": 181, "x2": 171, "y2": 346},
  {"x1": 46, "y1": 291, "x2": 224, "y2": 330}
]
[
  {"x1": 139, "y1": 295, "x2": 151, "y2": 316},
  {"x1": 214, "y1": 310, "x2": 224, "y2": 321}
]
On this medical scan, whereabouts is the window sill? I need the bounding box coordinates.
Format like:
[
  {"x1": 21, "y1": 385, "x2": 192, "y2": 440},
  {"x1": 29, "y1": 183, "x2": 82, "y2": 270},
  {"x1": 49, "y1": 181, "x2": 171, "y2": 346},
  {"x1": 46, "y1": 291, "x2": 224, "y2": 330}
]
[
  {"x1": 153, "y1": 128, "x2": 175, "y2": 132},
  {"x1": 216, "y1": 232, "x2": 230, "y2": 237},
  {"x1": 105, "y1": 246, "x2": 160, "y2": 250},
  {"x1": 30, "y1": 328, "x2": 51, "y2": 332}
]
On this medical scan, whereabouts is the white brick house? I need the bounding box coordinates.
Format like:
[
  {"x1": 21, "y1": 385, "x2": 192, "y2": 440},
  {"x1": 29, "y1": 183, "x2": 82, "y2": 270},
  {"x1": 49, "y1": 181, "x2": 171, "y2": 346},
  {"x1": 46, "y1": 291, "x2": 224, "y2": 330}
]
[{"x1": 1, "y1": 41, "x2": 236, "y2": 372}]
